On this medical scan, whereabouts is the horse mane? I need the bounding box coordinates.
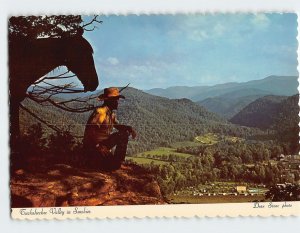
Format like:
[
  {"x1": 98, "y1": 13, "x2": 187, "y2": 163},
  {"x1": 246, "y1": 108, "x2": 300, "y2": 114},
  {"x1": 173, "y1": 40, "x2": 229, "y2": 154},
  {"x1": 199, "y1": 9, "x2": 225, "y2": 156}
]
[
  {"x1": 61, "y1": 35, "x2": 94, "y2": 54},
  {"x1": 9, "y1": 35, "x2": 94, "y2": 55}
]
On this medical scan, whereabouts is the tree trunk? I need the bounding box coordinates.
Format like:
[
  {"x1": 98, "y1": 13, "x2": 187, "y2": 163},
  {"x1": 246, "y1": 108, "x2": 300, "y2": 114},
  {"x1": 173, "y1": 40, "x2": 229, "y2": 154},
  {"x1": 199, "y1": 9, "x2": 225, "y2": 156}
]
[{"x1": 10, "y1": 99, "x2": 20, "y2": 170}]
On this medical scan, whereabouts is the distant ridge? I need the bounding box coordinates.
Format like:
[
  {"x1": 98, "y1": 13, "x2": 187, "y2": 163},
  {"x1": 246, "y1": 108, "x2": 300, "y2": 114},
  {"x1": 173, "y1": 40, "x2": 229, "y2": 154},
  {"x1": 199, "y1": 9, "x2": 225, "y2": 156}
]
[
  {"x1": 146, "y1": 75, "x2": 298, "y2": 101},
  {"x1": 198, "y1": 88, "x2": 271, "y2": 119}
]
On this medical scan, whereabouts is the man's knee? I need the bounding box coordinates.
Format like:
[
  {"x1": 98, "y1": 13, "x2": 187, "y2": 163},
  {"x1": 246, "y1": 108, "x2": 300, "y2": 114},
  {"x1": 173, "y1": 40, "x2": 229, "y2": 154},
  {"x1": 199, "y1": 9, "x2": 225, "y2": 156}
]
[{"x1": 117, "y1": 130, "x2": 130, "y2": 142}]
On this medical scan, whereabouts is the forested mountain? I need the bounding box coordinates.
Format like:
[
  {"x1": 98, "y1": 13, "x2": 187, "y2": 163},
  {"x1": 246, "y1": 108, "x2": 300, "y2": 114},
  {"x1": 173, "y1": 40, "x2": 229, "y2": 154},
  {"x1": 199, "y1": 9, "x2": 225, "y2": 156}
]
[
  {"x1": 20, "y1": 98, "x2": 88, "y2": 138},
  {"x1": 229, "y1": 95, "x2": 297, "y2": 130},
  {"x1": 20, "y1": 87, "x2": 260, "y2": 155},
  {"x1": 146, "y1": 76, "x2": 298, "y2": 101},
  {"x1": 198, "y1": 88, "x2": 271, "y2": 119},
  {"x1": 274, "y1": 94, "x2": 299, "y2": 133},
  {"x1": 272, "y1": 95, "x2": 299, "y2": 152},
  {"x1": 116, "y1": 88, "x2": 259, "y2": 154},
  {"x1": 18, "y1": 89, "x2": 299, "y2": 198}
]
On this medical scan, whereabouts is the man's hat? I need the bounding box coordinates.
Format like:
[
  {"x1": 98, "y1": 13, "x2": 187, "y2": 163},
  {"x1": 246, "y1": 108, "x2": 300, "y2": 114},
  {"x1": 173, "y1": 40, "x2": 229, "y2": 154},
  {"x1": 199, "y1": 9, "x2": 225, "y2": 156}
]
[{"x1": 98, "y1": 87, "x2": 125, "y2": 100}]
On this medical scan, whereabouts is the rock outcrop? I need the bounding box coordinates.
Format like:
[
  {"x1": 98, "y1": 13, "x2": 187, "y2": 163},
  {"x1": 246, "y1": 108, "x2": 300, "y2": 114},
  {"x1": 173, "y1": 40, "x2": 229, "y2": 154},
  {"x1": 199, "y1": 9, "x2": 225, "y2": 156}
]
[{"x1": 11, "y1": 164, "x2": 165, "y2": 207}]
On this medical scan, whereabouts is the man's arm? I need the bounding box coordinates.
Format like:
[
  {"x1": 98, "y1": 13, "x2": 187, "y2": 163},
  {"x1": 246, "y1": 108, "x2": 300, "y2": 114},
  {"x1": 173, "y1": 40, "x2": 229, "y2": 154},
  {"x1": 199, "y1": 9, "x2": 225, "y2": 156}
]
[
  {"x1": 114, "y1": 124, "x2": 137, "y2": 139},
  {"x1": 89, "y1": 107, "x2": 106, "y2": 127}
]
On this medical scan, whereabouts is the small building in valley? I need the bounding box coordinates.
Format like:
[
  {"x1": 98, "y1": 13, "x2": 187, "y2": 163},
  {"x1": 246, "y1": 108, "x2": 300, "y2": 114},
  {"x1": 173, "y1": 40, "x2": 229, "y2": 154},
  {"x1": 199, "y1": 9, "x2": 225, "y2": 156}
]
[{"x1": 236, "y1": 186, "x2": 247, "y2": 194}]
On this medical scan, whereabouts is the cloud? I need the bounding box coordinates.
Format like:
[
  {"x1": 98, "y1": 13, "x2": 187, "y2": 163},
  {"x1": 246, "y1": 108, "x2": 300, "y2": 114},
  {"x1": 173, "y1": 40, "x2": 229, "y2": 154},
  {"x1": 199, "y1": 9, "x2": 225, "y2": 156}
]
[
  {"x1": 171, "y1": 15, "x2": 229, "y2": 42},
  {"x1": 213, "y1": 23, "x2": 226, "y2": 36},
  {"x1": 189, "y1": 29, "x2": 209, "y2": 42},
  {"x1": 251, "y1": 14, "x2": 270, "y2": 29},
  {"x1": 107, "y1": 57, "x2": 119, "y2": 65},
  {"x1": 96, "y1": 59, "x2": 185, "y2": 89}
]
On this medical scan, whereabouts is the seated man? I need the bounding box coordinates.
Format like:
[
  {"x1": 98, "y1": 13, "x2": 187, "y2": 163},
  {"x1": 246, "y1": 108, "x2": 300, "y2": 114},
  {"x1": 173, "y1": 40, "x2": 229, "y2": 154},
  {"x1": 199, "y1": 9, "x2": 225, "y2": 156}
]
[{"x1": 83, "y1": 87, "x2": 136, "y2": 170}]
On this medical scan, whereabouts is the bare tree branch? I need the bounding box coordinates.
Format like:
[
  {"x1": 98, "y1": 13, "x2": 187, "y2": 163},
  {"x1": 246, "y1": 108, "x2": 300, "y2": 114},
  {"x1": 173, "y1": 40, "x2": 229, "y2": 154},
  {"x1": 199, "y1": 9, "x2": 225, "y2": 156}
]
[
  {"x1": 84, "y1": 27, "x2": 96, "y2": 32},
  {"x1": 32, "y1": 81, "x2": 87, "y2": 95},
  {"x1": 82, "y1": 15, "x2": 102, "y2": 31},
  {"x1": 119, "y1": 83, "x2": 130, "y2": 93},
  {"x1": 34, "y1": 70, "x2": 76, "y2": 85},
  {"x1": 26, "y1": 93, "x2": 99, "y2": 113},
  {"x1": 26, "y1": 69, "x2": 102, "y2": 123},
  {"x1": 26, "y1": 79, "x2": 101, "y2": 113}
]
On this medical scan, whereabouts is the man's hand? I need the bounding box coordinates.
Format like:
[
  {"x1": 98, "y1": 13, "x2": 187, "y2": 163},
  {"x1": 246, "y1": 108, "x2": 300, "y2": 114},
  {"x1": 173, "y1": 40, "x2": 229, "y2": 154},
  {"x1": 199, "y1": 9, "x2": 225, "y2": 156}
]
[
  {"x1": 126, "y1": 126, "x2": 137, "y2": 139},
  {"x1": 129, "y1": 127, "x2": 137, "y2": 139},
  {"x1": 114, "y1": 124, "x2": 137, "y2": 139}
]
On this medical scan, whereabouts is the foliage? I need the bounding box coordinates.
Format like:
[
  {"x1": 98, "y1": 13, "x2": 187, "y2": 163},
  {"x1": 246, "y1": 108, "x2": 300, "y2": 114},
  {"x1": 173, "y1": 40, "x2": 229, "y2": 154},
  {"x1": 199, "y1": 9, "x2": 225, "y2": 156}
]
[
  {"x1": 9, "y1": 15, "x2": 83, "y2": 39},
  {"x1": 265, "y1": 184, "x2": 300, "y2": 201},
  {"x1": 20, "y1": 123, "x2": 47, "y2": 156},
  {"x1": 230, "y1": 95, "x2": 299, "y2": 154},
  {"x1": 230, "y1": 94, "x2": 299, "y2": 135},
  {"x1": 15, "y1": 123, "x2": 83, "y2": 167},
  {"x1": 48, "y1": 130, "x2": 76, "y2": 155},
  {"x1": 128, "y1": 137, "x2": 299, "y2": 196},
  {"x1": 272, "y1": 95, "x2": 300, "y2": 154}
]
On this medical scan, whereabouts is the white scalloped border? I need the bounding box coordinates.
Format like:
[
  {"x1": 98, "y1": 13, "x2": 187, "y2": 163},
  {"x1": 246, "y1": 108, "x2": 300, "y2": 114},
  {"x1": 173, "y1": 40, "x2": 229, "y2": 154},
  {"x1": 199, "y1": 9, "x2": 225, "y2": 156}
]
[
  {"x1": 10, "y1": 201, "x2": 300, "y2": 220},
  {"x1": 5, "y1": 9, "x2": 300, "y2": 220},
  {"x1": 3, "y1": 0, "x2": 300, "y2": 15}
]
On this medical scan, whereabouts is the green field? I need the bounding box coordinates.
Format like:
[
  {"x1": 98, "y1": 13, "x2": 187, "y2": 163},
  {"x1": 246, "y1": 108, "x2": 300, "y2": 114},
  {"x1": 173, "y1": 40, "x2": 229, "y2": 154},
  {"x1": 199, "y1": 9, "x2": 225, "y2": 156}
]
[
  {"x1": 126, "y1": 146, "x2": 194, "y2": 166},
  {"x1": 127, "y1": 133, "x2": 245, "y2": 166},
  {"x1": 126, "y1": 135, "x2": 271, "y2": 204},
  {"x1": 126, "y1": 156, "x2": 168, "y2": 165},
  {"x1": 136, "y1": 147, "x2": 191, "y2": 158},
  {"x1": 194, "y1": 133, "x2": 219, "y2": 145},
  {"x1": 194, "y1": 133, "x2": 244, "y2": 145}
]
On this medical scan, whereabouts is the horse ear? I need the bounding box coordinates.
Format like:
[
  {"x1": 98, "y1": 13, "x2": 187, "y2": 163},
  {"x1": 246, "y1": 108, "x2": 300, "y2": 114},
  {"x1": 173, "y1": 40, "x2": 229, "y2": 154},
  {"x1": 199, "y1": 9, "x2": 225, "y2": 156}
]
[{"x1": 77, "y1": 27, "x2": 84, "y2": 36}]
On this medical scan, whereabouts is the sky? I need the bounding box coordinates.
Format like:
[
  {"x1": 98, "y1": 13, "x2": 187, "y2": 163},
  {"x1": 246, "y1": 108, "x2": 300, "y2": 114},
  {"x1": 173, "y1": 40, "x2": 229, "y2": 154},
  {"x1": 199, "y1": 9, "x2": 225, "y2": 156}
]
[{"x1": 79, "y1": 14, "x2": 298, "y2": 90}]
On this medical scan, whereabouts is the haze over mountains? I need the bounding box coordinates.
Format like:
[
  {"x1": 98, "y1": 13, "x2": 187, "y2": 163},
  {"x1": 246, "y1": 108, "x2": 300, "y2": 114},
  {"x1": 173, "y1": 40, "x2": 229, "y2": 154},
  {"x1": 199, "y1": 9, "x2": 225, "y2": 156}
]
[
  {"x1": 146, "y1": 76, "x2": 298, "y2": 119},
  {"x1": 198, "y1": 88, "x2": 270, "y2": 119},
  {"x1": 146, "y1": 75, "x2": 298, "y2": 101}
]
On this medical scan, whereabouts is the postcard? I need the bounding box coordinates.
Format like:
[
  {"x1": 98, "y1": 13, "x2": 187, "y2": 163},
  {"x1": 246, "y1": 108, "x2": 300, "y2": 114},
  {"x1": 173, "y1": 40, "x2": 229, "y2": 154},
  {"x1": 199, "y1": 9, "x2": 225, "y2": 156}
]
[{"x1": 8, "y1": 13, "x2": 300, "y2": 219}]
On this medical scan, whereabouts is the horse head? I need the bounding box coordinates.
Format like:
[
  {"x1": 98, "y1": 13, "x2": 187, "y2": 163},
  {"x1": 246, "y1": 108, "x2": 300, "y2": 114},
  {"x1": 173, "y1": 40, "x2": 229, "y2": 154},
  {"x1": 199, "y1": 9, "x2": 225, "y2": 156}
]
[{"x1": 63, "y1": 34, "x2": 99, "y2": 92}]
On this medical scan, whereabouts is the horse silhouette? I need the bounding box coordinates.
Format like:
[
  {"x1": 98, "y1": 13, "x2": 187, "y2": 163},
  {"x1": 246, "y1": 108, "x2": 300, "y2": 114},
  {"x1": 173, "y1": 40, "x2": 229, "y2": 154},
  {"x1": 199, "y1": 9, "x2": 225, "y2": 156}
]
[{"x1": 9, "y1": 32, "x2": 99, "y2": 158}]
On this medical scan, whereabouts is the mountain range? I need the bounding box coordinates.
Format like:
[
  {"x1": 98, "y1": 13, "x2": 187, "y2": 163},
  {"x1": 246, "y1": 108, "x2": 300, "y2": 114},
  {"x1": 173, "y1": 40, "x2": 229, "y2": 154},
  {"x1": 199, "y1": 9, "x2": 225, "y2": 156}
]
[
  {"x1": 21, "y1": 75, "x2": 298, "y2": 155},
  {"x1": 145, "y1": 75, "x2": 298, "y2": 119},
  {"x1": 197, "y1": 88, "x2": 271, "y2": 119},
  {"x1": 229, "y1": 94, "x2": 299, "y2": 152},
  {"x1": 146, "y1": 75, "x2": 298, "y2": 101},
  {"x1": 20, "y1": 87, "x2": 259, "y2": 155},
  {"x1": 230, "y1": 94, "x2": 299, "y2": 130}
]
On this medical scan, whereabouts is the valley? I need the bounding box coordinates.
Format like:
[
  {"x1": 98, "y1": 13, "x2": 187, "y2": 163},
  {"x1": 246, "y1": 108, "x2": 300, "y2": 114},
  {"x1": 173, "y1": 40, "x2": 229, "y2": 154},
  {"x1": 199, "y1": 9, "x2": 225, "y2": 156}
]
[
  {"x1": 16, "y1": 75, "x2": 300, "y2": 204},
  {"x1": 126, "y1": 133, "x2": 300, "y2": 203}
]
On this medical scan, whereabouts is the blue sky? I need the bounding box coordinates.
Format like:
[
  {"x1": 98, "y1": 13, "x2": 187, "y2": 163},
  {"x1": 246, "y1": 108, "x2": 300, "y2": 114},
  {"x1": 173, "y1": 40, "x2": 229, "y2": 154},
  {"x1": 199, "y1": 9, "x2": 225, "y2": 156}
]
[{"x1": 81, "y1": 14, "x2": 298, "y2": 90}]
